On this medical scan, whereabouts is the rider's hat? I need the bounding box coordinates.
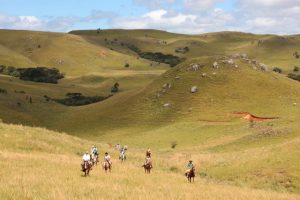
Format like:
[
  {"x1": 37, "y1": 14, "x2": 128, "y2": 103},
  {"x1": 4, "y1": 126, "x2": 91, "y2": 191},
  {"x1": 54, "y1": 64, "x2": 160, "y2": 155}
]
[
  {"x1": 86, "y1": 151, "x2": 89, "y2": 154},
  {"x1": 105, "y1": 152, "x2": 108, "y2": 154},
  {"x1": 189, "y1": 160, "x2": 193, "y2": 162}
]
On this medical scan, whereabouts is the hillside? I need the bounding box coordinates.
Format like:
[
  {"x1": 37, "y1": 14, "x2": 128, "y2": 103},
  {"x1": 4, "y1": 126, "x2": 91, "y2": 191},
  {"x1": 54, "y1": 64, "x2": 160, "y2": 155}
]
[
  {"x1": 0, "y1": 122, "x2": 299, "y2": 200},
  {"x1": 0, "y1": 29, "x2": 300, "y2": 196}
]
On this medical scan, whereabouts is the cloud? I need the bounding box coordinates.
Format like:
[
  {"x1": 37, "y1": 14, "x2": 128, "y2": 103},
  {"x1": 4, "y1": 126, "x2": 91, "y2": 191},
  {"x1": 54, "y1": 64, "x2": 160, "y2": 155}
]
[
  {"x1": 133, "y1": 0, "x2": 177, "y2": 9},
  {"x1": 184, "y1": 0, "x2": 222, "y2": 11},
  {"x1": 111, "y1": 9, "x2": 236, "y2": 34},
  {"x1": 0, "y1": 11, "x2": 114, "y2": 32}
]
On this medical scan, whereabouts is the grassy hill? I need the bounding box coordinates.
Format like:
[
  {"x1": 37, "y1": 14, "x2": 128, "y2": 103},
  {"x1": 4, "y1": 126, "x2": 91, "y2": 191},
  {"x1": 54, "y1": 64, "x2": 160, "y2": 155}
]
[
  {"x1": 1, "y1": 122, "x2": 300, "y2": 200},
  {"x1": 0, "y1": 29, "x2": 300, "y2": 197}
]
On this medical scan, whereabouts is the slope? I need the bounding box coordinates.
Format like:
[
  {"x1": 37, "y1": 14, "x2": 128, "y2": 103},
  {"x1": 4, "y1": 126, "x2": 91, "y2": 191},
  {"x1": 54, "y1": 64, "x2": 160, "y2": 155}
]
[{"x1": 0, "y1": 122, "x2": 299, "y2": 200}]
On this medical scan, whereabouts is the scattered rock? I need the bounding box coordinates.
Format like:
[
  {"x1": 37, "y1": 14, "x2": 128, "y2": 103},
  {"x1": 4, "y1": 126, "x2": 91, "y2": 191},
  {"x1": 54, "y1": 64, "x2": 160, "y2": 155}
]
[
  {"x1": 175, "y1": 76, "x2": 180, "y2": 79},
  {"x1": 213, "y1": 62, "x2": 219, "y2": 69},
  {"x1": 163, "y1": 102, "x2": 171, "y2": 107},
  {"x1": 202, "y1": 73, "x2": 207, "y2": 77},
  {"x1": 258, "y1": 63, "x2": 268, "y2": 71},
  {"x1": 212, "y1": 72, "x2": 217, "y2": 76},
  {"x1": 234, "y1": 64, "x2": 239, "y2": 68},
  {"x1": 293, "y1": 103, "x2": 297, "y2": 106},
  {"x1": 190, "y1": 64, "x2": 200, "y2": 71},
  {"x1": 162, "y1": 83, "x2": 172, "y2": 89},
  {"x1": 191, "y1": 86, "x2": 198, "y2": 93}
]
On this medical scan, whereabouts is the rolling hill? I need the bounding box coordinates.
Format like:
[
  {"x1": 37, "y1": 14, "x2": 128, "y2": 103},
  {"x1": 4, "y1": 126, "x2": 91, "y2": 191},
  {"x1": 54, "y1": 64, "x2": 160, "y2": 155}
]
[{"x1": 0, "y1": 29, "x2": 300, "y2": 197}]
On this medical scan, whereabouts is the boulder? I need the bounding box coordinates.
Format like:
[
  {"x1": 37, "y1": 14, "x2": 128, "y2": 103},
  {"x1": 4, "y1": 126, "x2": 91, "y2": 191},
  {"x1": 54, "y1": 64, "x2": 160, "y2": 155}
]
[
  {"x1": 213, "y1": 62, "x2": 219, "y2": 69},
  {"x1": 240, "y1": 53, "x2": 248, "y2": 59},
  {"x1": 202, "y1": 73, "x2": 207, "y2": 77},
  {"x1": 259, "y1": 63, "x2": 268, "y2": 71},
  {"x1": 162, "y1": 83, "x2": 172, "y2": 89},
  {"x1": 163, "y1": 102, "x2": 171, "y2": 107},
  {"x1": 191, "y1": 86, "x2": 198, "y2": 93},
  {"x1": 227, "y1": 59, "x2": 234, "y2": 65}
]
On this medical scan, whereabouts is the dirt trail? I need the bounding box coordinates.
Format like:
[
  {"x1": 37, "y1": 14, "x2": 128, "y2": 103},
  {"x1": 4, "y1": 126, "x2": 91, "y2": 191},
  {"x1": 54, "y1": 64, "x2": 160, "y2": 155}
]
[{"x1": 233, "y1": 112, "x2": 279, "y2": 122}]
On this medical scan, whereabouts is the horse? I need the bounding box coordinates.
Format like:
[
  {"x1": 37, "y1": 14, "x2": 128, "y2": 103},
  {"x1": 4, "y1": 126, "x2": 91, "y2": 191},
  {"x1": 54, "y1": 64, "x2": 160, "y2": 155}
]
[
  {"x1": 142, "y1": 162, "x2": 152, "y2": 174},
  {"x1": 119, "y1": 152, "x2": 126, "y2": 162},
  {"x1": 91, "y1": 154, "x2": 99, "y2": 166},
  {"x1": 102, "y1": 161, "x2": 112, "y2": 173},
  {"x1": 186, "y1": 167, "x2": 195, "y2": 182},
  {"x1": 82, "y1": 161, "x2": 92, "y2": 176}
]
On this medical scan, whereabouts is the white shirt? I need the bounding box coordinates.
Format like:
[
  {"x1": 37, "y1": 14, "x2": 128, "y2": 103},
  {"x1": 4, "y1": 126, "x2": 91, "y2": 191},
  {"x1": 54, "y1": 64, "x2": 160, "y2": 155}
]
[
  {"x1": 104, "y1": 155, "x2": 111, "y2": 161},
  {"x1": 83, "y1": 154, "x2": 90, "y2": 161}
]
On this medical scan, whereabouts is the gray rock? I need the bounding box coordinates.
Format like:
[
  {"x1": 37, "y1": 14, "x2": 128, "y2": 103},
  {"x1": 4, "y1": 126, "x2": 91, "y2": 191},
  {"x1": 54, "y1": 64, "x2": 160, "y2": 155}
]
[{"x1": 191, "y1": 86, "x2": 198, "y2": 93}]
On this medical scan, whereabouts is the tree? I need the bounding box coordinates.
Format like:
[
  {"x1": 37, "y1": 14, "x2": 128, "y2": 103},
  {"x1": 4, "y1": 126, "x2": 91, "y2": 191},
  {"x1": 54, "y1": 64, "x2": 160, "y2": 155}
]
[{"x1": 111, "y1": 82, "x2": 119, "y2": 93}]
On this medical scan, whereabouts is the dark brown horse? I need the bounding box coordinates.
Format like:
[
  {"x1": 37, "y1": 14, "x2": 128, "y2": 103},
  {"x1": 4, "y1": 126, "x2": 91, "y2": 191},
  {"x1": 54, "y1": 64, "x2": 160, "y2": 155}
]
[
  {"x1": 186, "y1": 167, "x2": 195, "y2": 182},
  {"x1": 82, "y1": 161, "x2": 92, "y2": 176},
  {"x1": 142, "y1": 162, "x2": 152, "y2": 173},
  {"x1": 103, "y1": 161, "x2": 112, "y2": 173}
]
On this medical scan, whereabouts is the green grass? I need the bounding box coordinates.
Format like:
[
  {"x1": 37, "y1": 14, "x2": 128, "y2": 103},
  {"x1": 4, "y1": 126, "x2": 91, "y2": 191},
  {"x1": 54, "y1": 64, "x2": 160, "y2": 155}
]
[{"x1": 0, "y1": 29, "x2": 300, "y2": 197}]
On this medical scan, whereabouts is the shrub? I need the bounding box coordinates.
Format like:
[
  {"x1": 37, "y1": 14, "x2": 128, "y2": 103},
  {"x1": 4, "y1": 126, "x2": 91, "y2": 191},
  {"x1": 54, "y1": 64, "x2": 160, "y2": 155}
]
[
  {"x1": 170, "y1": 166, "x2": 179, "y2": 172},
  {"x1": 175, "y1": 46, "x2": 190, "y2": 54},
  {"x1": 124, "y1": 63, "x2": 130, "y2": 68},
  {"x1": 0, "y1": 66, "x2": 64, "y2": 84},
  {"x1": 293, "y1": 66, "x2": 299, "y2": 72},
  {"x1": 293, "y1": 52, "x2": 300, "y2": 59},
  {"x1": 139, "y1": 52, "x2": 182, "y2": 67},
  {"x1": 111, "y1": 82, "x2": 119, "y2": 93},
  {"x1": 53, "y1": 93, "x2": 112, "y2": 106},
  {"x1": 273, "y1": 67, "x2": 282, "y2": 73},
  {"x1": 287, "y1": 73, "x2": 300, "y2": 82},
  {"x1": 171, "y1": 141, "x2": 178, "y2": 149},
  {"x1": 18, "y1": 67, "x2": 64, "y2": 84},
  {"x1": 0, "y1": 88, "x2": 7, "y2": 94}
]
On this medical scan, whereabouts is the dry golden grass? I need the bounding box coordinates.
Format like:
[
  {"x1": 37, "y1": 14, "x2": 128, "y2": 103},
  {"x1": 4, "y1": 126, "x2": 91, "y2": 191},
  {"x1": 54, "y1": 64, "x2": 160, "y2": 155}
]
[{"x1": 0, "y1": 122, "x2": 299, "y2": 200}]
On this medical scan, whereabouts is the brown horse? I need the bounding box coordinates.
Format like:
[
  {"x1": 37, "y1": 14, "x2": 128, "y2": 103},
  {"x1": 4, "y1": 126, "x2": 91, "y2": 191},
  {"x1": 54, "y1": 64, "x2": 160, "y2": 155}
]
[
  {"x1": 82, "y1": 161, "x2": 92, "y2": 176},
  {"x1": 142, "y1": 162, "x2": 152, "y2": 173},
  {"x1": 103, "y1": 161, "x2": 112, "y2": 173},
  {"x1": 186, "y1": 167, "x2": 195, "y2": 182},
  {"x1": 91, "y1": 154, "x2": 99, "y2": 166}
]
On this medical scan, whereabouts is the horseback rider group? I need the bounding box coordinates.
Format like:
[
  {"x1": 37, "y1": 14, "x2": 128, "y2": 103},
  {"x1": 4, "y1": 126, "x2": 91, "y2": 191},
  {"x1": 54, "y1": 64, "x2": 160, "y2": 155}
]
[{"x1": 81, "y1": 145, "x2": 195, "y2": 181}]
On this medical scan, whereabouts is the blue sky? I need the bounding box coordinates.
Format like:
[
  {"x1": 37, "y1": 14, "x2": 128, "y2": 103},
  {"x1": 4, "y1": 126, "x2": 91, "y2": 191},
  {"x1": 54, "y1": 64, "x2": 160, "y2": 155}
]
[{"x1": 0, "y1": 0, "x2": 300, "y2": 34}]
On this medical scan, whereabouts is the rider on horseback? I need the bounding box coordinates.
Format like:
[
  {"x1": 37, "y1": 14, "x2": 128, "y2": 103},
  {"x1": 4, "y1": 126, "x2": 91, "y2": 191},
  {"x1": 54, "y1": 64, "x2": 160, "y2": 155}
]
[
  {"x1": 146, "y1": 148, "x2": 151, "y2": 158},
  {"x1": 104, "y1": 152, "x2": 112, "y2": 166},
  {"x1": 144, "y1": 155, "x2": 152, "y2": 168},
  {"x1": 119, "y1": 148, "x2": 126, "y2": 160},
  {"x1": 81, "y1": 151, "x2": 91, "y2": 171},
  {"x1": 91, "y1": 145, "x2": 98, "y2": 156},
  {"x1": 185, "y1": 160, "x2": 194, "y2": 175}
]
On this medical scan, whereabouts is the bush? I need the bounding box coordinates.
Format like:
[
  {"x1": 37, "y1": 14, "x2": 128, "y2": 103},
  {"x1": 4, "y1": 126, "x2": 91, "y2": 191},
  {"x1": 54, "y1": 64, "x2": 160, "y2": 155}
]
[
  {"x1": 287, "y1": 73, "x2": 300, "y2": 82},
  {"x1": 53, "y1": 93, "x2": 112, "y2": 106},
  {"x1": 293, "y1": 52, "x2": 300, "y2": 59},
  {"x1": 124, "y1": 63, "x2": 130, "y2": 68},
  {"x1": 175, "y1": 46, "x2": 190, "y2": 54},
  {"x1": 111, "y1": 82, "x2": 119, "y2": 93},
  {"x1": 0, "y1": 66, "x2": 64, "y2": 84},
  {"x1": 170, "y1": 166, "x2": 179, "y2": 172},
  {"x1": 0, "y1": 88, "x2": 7, "y2": 94},
  {"x1": 293, "y1": 66, "x2": 299, "y2": 72},
  {"x1": 139, "y1": 52, "x2": 182, "y2": 67},
  {"x1": 171, "y1": 141, "x2": 178, "y2": 149},
  {"x1": 18, "y1": 67, "x2": 64, "y2": 83},
  {"x1": 273, "y1": 67, "x2": 282, "y2": 73}
]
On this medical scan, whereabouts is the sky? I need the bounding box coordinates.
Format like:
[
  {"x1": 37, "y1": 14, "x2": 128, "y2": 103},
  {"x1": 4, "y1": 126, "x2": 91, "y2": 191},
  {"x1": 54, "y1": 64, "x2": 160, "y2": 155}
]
[{"x1": 0, "y1": 0, "x2": 300, "y2": 34}]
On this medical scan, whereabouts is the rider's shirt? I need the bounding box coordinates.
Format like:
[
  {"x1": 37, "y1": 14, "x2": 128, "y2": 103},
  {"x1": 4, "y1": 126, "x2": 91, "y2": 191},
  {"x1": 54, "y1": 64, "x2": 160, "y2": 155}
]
[
  {"x1": 104, "y1": 155, "x2": 111, "y2": 162},
  {"x1": 83, "y1": 154, "x2": 90, "y2": 161},
  {"x1": 187, "y1": 163, "x2": 193, "y2": 169}
]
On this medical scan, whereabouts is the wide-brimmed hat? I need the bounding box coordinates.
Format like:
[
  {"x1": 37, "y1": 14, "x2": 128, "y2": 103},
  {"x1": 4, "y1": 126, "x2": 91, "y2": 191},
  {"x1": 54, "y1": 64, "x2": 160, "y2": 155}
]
[
  {"x1": 105, "y1": 152, "x2": 108, "y2": 154},
  {"x1": 189, "y1": 160, "x2": 193, "y2": 162}
]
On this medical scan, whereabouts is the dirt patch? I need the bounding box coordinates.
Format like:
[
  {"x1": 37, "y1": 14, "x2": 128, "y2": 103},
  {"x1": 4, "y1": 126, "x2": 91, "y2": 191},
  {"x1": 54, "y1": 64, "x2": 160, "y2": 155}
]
[{"x1": 233, "y1": 112, "x2": 279, "y2": 122}]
